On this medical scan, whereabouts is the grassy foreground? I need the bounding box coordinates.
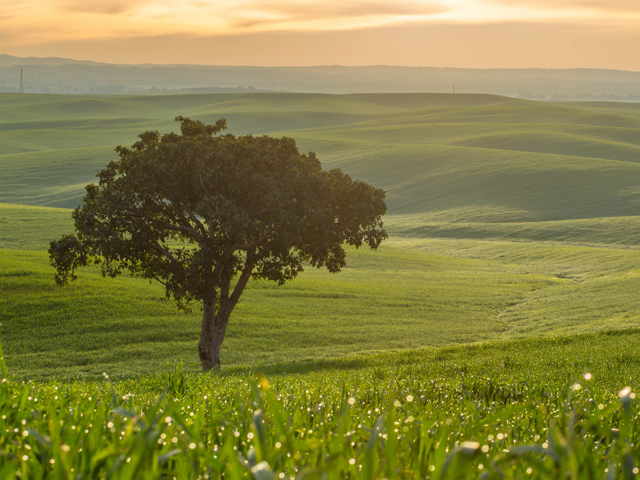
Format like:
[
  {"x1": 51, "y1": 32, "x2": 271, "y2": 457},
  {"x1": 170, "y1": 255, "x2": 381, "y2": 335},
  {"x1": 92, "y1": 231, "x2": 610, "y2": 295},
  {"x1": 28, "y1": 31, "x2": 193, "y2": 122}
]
[{"x1": 1, "y1": 330, "x2": 639, "y2": 479}]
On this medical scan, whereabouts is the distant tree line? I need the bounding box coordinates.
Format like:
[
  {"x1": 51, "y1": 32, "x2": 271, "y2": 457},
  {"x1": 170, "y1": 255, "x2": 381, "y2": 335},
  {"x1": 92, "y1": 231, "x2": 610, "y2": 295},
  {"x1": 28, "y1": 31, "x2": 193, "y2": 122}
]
[{"x1": 518, "y1": 92, "x2": 640, "y2": 102}]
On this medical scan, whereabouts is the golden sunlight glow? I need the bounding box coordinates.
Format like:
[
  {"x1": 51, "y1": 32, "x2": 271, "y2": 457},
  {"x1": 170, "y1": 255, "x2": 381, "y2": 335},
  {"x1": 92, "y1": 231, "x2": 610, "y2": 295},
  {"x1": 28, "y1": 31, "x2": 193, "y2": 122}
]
[
  {"x1": 4, "y1": 0, "x2": 450, "y2": 42},
  {"x1": 2, "y1": 0, "x2": 640, "y2": 68}
]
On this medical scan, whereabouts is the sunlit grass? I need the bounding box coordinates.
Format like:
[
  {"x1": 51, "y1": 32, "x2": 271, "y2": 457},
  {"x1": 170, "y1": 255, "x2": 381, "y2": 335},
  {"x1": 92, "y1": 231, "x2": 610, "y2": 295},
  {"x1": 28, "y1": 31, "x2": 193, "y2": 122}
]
[
  {"x1": 1, "y1": 330, "x2": 639, "y2": 478},
  {"x1": 0, "y1": 245, "x2": 554, "y2": 379},
  {"x1": 3, "y1": 203, "x2": 640, "y2": 378}
]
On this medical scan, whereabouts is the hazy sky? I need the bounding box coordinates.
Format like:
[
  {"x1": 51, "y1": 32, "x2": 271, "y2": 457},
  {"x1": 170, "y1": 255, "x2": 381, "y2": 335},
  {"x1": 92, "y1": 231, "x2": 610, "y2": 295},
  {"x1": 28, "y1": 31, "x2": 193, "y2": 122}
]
[{"x1": 3, "y1": 0, "x2": 640, "y2": 69}]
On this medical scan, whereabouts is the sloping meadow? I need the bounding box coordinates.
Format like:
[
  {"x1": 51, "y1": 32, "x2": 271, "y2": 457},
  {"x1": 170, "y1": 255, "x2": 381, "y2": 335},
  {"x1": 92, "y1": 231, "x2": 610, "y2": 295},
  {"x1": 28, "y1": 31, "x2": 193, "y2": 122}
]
[
  {"x1": 2, "y1": 203, "x2": 640, "y2": 378},
  {"x1": 3, "y1": 93, "x2": 640, "y2": 239},
  {"x1": 2, "y1": 93, "x2": 640, "y2": 477},
  {"x1": 1, "y1": 330, "x2": 640, "y2": 478}
]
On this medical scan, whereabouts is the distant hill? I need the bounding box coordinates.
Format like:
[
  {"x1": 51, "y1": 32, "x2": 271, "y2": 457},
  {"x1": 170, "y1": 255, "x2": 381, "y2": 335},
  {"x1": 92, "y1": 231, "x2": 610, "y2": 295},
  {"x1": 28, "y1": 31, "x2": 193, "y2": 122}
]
[
  {"x1": 1, "y1": 55, "x2": 640, "y2": 99},
  {"x1": 0, "y1": 54, "x2": 104, "y2": 67},
  {"x1": 2, "y1": 91, "x2": 640, "y2": 246}
]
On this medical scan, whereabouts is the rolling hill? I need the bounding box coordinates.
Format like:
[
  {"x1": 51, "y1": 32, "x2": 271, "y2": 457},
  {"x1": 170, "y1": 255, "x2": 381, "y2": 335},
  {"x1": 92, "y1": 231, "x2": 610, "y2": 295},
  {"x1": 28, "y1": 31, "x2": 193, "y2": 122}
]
[
  {"x1": 1, "y1": 92, "x2": 640, "y2": 376},
  {"x1": 2, "y1": 92, "x2": 640, "y2": 243}
]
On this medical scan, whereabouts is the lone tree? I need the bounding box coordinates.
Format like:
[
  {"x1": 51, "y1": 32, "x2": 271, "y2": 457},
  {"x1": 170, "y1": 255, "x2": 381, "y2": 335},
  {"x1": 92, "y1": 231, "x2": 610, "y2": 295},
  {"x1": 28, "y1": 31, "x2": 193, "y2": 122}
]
[{"x1": 49, "y1": 117, "x2": 387, "y2": 370}]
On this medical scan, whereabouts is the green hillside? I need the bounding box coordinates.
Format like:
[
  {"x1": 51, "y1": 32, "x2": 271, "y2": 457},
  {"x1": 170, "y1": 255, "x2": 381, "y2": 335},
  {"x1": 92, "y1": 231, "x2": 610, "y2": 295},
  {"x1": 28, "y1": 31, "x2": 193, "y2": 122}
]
[
  {"x1": 0, "y1": 203, "x2": 73, "y2": 250},
  {"x1": 2, "y1": 93, "x2": 640, "y2": 247},
  {"x1": 2, "y1": 92, "x2": 640, "y2": 378},
  {"x1": 2, "y1": 203, "x2": 640, "y2": 378}
]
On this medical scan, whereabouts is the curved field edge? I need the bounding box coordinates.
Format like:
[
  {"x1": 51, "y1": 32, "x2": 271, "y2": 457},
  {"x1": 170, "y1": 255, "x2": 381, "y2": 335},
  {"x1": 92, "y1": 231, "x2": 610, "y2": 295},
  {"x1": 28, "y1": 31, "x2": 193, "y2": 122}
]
[
  {"x1": 3, "y1": 233, "x2": 640, "y2": 378},
  {"x1": 0, "y1": 329, "x2": 639, "y2": 478}
]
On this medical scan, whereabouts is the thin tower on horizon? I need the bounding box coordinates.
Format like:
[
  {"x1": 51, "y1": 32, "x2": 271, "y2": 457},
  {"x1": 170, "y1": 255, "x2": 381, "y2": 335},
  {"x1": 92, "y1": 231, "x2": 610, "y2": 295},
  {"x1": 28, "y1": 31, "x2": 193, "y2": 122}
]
[{"x1": 19, "y1": 68, "x2": 24, "y2": 94}]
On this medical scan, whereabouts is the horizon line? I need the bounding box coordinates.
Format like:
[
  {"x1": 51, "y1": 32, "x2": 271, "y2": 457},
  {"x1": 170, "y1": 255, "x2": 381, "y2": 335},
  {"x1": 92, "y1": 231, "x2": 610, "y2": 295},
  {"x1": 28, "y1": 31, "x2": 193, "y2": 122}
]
[{"x1": 2, "y1": 54, "x2": 640, "y2": 74}]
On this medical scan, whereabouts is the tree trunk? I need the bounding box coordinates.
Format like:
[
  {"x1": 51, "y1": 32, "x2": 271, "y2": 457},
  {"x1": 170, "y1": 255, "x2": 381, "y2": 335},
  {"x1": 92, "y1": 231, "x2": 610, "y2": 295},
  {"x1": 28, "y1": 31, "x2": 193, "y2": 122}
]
[
  {"x1": 198, "y1": 300, "x2": 231, "y2": 371},
  {"x1": 198, "y1": 256, "x2": 254, "y2": 371},
  {"x1": 198, "y1": 300, "x2": 216, "y2": 370}
]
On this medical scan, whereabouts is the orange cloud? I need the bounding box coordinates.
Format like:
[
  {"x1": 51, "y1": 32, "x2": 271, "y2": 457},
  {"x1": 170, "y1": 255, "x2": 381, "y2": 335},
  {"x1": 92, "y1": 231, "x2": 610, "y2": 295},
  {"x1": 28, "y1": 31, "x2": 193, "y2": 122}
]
[
  {"x1": 254, "y1": 0, "x2": 448, "y2": 19},
  {"x1": 490, "y1": 0, "x2": 640, "y2": 12},
  {"x1": 2, "y1": 0, "x2": 640, "y2": 69},
  {"x1": 229, "y1": 0, "x2": 449, "y2": 29},
  {"x1": 4, "y1": 20, "x2": 640, "y2": 70},
  {"x1": 0, "y1": 0, "x2": 453, "y2": 46},
  {"x1": 60, "y1": 0, "x2": 139, "y2": 15}
]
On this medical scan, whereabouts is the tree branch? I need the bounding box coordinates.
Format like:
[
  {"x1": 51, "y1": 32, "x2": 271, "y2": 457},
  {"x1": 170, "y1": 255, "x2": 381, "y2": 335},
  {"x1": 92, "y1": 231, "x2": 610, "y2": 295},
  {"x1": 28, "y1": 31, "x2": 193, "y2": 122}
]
[
  {"x1": 235, "y1": 228, "x2": 274, "y2": 251},
  {"x1": 210, "y1": 244, "x2": 236, "y2": 287},
  {"x1": 159, "y1": 222, "x2": 204, "y2": 241},
  {"x1": 148, "y1": 272, "x2": 167, "y2": 286},
  {"x1": 148, "y1": 238, "x2": 181, "y2": 267},
  {"x1": 160, "y1": 206, "x2": 206, "y2": 244},
  {"x1": 219, "y1": 264, "x2": 232, "y2": 304},
  {"x1": 230, "y1": 250, "x2": 256, "y2": 307},
  {"x1": 185, "y1": 209, "x2": 208, "y2": 238},
  {"x1": 129, "y1": 208, "x2": 204, "y2": 245}
]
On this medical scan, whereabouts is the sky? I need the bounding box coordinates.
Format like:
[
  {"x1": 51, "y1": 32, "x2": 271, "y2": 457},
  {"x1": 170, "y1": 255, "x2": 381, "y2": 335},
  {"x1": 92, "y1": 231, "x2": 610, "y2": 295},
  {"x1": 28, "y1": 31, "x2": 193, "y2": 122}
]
[{"x1": 2, "y1": 0, "x2": 640, "y2": 69}]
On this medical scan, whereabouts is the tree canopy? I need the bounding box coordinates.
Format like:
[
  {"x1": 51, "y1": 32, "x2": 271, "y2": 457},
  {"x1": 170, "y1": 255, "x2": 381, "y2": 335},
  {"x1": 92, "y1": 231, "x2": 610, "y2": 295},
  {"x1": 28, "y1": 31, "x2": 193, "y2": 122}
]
[{"x1": 50, "y1": 116, "x2": 387, "y2": 370}]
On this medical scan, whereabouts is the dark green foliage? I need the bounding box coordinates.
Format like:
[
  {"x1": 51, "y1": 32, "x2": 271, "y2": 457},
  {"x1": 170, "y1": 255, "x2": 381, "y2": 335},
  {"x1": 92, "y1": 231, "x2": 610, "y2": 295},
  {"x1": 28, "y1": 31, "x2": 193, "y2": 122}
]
[
  {"x1": 49, "y1": 116, "x2": 386, "y2": 309},
  {"x1": 48, "y1": 116, "x2": 387, "y2": 369}
]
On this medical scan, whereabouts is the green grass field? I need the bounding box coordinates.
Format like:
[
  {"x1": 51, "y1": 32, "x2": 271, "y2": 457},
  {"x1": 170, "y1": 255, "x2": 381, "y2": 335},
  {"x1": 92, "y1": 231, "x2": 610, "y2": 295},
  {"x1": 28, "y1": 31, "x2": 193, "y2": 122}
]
[
  {"x1": 3, "y1": 93, "x2": 640, "y2": 239},
  {"x1": 0, "y1": 240, "x2": 549, "y2": 378},
  {"x1": 2, "y1": 92, "x2": 640, "y2": 477},
  {"x1": 1, "y1": 330, "x2": 639, "y2": 478},
  {"x1": 2, "y1": 203, "x2": 640, "y2": 378},
  {"x1": 2, "y1": 92, "x2": 640, "y2": 376}
]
